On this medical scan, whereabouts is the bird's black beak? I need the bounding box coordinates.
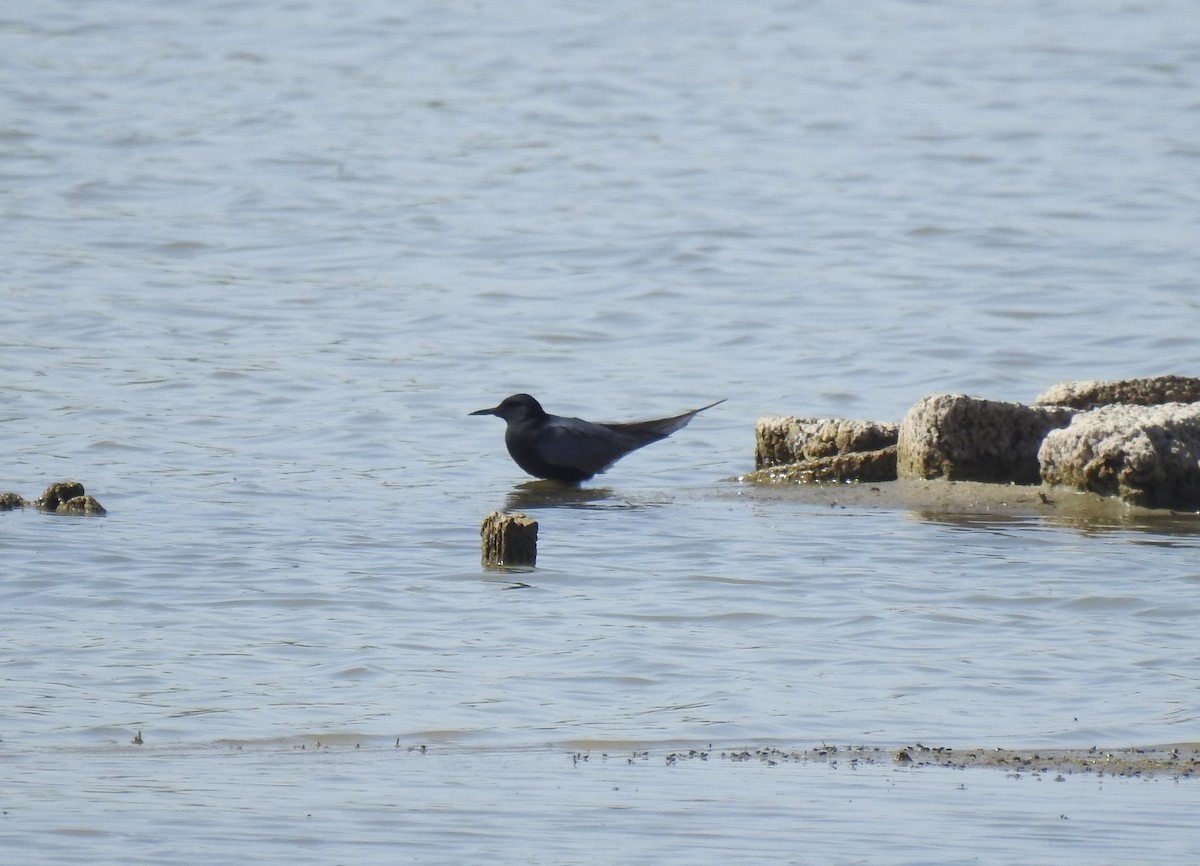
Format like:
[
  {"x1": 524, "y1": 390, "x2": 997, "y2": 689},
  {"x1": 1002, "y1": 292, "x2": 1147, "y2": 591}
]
[{"x1": 469, "y1": 406, "x2": 497, "y2": 417}]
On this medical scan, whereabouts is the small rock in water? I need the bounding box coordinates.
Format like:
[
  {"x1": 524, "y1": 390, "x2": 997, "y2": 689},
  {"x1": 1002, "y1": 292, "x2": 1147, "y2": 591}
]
[
  {"x1": 57, "y1": 495, "x2": 107, "y2": 515},
  {"x1": 36, "y1": 481, "x2": 106, "y2": 515},
  {"x1": 37, "y1": 481, "x2": 87, "y2": 511}
]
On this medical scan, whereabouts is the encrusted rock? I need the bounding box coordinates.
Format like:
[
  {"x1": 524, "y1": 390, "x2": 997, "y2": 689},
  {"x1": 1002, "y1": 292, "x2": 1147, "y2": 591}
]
[
  {"x1": 755, "y1": 416, "x2": 898, "y2": 468},
  {"x1": 897, "y1": 395, "x2": 1074, "y2": 484},
  {"x1": 37, "y1": 481, "x2": 87, "y2": 511},
  {"x1": 1035, "y1": 376, "x2": 1200, "y2": 409},
  {"x1": 57, "y1": 495, "x2": 107, "y2": 515},
  {"x1": 1039, "y1": 402, "x2": 1200, "y2": 508},
  {"x1": 748, "y1": 377, "x2": 1200, "y2": 508},
  {"x1": 30, "y1": 481, "x2": 106, "y2": 515},
  {"x1": 0, "y1": 492, "x2": 27, "y2": 510},
  {"x1": 742, "y1": 446, "x2": 897, "y2": 484}
]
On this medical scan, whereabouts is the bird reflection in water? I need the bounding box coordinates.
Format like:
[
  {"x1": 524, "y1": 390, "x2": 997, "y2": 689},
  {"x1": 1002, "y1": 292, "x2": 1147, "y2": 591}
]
[{"x1": 503, "y1": 479, "x2": 624, "y2": 511}]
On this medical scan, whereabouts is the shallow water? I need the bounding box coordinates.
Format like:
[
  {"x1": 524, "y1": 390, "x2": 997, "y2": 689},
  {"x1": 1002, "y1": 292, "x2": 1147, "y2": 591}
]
[
  {"x1": 3, "y1": 0, "x2": 1200, "y2": 862},
  {"x1": 7, "y1": 742, "x2": 1200, "y2": 866}
]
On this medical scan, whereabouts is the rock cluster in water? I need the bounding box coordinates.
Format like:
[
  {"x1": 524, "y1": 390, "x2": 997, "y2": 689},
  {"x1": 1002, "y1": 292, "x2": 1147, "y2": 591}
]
[
  {"x1": 746, "y1": 375, "x2": 1200, "y2": 510},
  {"x1": 0, "y1": 480, "x2": 106, "y2": 515}
]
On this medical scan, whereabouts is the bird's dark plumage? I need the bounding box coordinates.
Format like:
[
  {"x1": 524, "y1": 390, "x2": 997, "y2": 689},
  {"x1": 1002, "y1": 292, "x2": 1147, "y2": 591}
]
[{"x1": 470, "y1": 393, "x2": 724, "y2": 483}]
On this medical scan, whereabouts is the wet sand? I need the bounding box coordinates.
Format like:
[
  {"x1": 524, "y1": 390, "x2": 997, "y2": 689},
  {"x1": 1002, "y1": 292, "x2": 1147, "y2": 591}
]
[
  {"x1": 192, "y1": 735, "x2": 1200, "y2": 779},
  {"x1": 729, "y1": 477, "x2": 1200, "y2": 532},
  {"x1": 655, "y1": 742, "x2": 1200, "y2": 779}
]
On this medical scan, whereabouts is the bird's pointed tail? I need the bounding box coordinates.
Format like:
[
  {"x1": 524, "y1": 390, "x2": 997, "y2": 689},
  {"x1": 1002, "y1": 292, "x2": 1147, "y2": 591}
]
[{"x1": 605, "y1": 398, "x2": 725, "y2": 438}]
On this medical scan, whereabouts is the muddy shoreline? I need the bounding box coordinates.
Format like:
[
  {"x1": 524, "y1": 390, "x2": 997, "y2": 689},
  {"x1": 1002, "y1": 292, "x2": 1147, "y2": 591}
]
[
  {"x1": 728, "y1": 477, "x2": 1200, "y2": 532},
  {"x1": 659, "y1": 742, "x2": 1200, "y2": 778}
]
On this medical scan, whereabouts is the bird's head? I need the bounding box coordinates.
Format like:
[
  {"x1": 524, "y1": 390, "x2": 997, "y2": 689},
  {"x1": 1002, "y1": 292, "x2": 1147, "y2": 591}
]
[{"x1": 469, "y1": 393, "x2": 547, "y2": 424}]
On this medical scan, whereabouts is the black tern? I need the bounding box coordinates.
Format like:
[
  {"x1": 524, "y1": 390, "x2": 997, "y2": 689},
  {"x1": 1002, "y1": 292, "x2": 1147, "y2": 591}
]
[{"x1": 470, "y1": 393, "x2": 725, "y2": 483}]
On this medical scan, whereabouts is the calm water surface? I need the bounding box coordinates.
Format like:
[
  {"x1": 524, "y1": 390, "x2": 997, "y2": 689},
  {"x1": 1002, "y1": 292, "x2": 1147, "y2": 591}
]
[{"x1": 3, "y1": 0, "x2": 1200, "y2": 863}]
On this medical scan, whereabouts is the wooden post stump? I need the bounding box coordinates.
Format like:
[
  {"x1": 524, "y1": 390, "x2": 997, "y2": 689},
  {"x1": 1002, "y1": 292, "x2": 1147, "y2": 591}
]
[{"x1": 481, "y1": 511, "x2": 537, "y2": 567}]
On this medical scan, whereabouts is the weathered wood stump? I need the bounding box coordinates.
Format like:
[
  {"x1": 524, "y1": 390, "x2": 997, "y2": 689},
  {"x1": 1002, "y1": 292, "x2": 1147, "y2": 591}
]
[{"x1": 481, "y1": 511, "x2": 537, "y2": 567}]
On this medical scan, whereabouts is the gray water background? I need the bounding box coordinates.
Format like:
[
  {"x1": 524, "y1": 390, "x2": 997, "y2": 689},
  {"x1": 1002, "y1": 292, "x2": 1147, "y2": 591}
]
[{"x1": 3, "y1": 0, "x2": 1200, "y2": 863}]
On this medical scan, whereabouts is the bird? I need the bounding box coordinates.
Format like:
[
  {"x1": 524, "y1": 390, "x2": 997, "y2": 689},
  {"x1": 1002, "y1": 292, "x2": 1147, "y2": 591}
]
[{"x1": 470, "y1": 393, "x2": 724, "y2": 483}]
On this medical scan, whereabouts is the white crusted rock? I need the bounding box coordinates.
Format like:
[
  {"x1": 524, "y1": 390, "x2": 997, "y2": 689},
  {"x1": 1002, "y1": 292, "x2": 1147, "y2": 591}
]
[
  {"x1": 897, "y1": 394, "x2": 1074, "y2": 484},
  {"x1": 742, "y1": 446, "x2": 898, "y2": 484},
  {"x1": 1038, "y1": 402, "x2": 1200, "y2": 507},
  {"x1": 755, "y1": 416, "x2": 898, "y2": 469},
  {"x1": 1035, "y1": 376, "x2": 1200, "y2": 409}
]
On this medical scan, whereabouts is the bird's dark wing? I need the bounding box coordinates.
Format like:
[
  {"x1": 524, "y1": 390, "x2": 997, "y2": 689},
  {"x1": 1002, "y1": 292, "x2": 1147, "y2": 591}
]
[
  {"x1": 535, "y1": 417, "x2": 652, "y2": 478},
  {"x1": 536, "y1": 399, "x2": 725, "y2": 478}
]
